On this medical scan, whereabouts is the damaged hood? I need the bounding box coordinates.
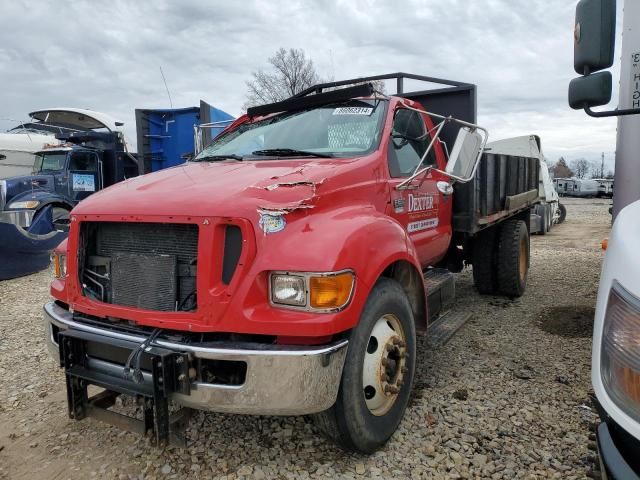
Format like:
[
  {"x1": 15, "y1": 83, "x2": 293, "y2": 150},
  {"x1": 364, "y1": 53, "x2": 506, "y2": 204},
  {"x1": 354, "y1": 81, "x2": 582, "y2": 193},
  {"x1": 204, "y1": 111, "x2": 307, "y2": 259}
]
[{"x1": 74, "y1": 159, "x2": 359, "y2": 218}]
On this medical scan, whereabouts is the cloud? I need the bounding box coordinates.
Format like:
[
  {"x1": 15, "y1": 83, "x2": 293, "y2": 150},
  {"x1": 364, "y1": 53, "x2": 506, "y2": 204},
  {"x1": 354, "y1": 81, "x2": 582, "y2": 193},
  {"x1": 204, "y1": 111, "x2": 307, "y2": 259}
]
[{"x1": 0, "y1": 0, "x2": 621, "y2": 165}]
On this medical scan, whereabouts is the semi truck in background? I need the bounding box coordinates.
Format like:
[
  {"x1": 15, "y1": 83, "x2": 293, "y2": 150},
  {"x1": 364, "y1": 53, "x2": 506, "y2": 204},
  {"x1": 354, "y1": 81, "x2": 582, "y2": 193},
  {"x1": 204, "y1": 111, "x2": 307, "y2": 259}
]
[
  {"x1": 568, "y1": 0, "x2": 640, "y2": 477},
  {"x1": 0, "y1": 104, "x2": 235, "y2": 280},
  {"x1": 0, "y1": 109, "x2": 141, "y2": 280},
  {"x1": 43, "y1": 73, "x2": 546, "y2": 452}
]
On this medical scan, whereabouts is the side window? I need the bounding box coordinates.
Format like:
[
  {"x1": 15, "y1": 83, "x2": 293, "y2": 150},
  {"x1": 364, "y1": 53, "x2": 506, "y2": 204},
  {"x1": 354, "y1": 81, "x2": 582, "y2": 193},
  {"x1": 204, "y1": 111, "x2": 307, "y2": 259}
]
[
  {"x1": 387, "y1": 109, "x2": 435, "y2": 178},
  {"x1": 69, "y1": 152, "x2": 97, "y2": 171}
]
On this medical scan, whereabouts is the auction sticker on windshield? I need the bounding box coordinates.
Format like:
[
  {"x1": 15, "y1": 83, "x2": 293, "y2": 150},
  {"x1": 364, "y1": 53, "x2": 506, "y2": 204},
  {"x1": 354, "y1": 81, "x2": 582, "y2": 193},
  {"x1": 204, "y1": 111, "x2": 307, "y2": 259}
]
[{"x1": 333, "y1": 107, "x2": 373, "y2": 116}]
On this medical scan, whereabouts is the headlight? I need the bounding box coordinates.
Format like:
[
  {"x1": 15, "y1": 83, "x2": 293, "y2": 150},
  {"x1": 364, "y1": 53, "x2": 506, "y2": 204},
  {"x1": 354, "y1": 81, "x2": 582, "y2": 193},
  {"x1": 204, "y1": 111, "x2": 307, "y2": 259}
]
[
  {"x1": 0, "y1": 180, "x2": 6, "y2": 210},
  {"x1": 9, "y1": 200, "x2": 40, "y2": 209},
  {"x1": 271, "y1": 274, "x2": 306, "y2": 306},
  {"x1": 270, "y1": 271, "x2": 354, "y2": 312},
  {"x1": 52, "y1": 252, "x2": 67, "y2": 278},
  {"x1": 601, "y1": 281, "x2": 640, "y2": 422}
]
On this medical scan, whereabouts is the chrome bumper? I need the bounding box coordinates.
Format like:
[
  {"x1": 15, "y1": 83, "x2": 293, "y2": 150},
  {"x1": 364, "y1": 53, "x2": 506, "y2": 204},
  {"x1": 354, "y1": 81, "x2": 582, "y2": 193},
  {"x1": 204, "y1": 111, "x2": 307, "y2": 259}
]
[
  {"x1": 0, "y1": 209, "x2": 35, "y2": 228},
  {"x1": 43, "y1": 301, "x2": 348, "y2": 415}
]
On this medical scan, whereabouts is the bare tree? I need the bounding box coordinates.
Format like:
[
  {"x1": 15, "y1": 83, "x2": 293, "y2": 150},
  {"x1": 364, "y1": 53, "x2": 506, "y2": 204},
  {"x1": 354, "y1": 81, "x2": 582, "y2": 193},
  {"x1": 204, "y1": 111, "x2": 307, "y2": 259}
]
[
  {"x1": 244, "y1": 48, "x2": 320, "y2": 109},
  {"x1": 605, "y1": 169, "x2": 615, "y2": 179},
  {"x1": 551, "y1": 157, "x2": 574, "y2": 178},
  {"x1": 570, "y1": 158, "x2": 591, "y2": 179}
]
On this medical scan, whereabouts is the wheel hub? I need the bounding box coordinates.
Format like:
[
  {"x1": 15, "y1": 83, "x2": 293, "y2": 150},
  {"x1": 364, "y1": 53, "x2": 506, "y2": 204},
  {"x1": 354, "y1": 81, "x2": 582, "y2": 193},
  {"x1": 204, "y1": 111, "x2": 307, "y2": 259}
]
[{"x1": 362, "y1": 314, "x2": 408, "y2": 416}]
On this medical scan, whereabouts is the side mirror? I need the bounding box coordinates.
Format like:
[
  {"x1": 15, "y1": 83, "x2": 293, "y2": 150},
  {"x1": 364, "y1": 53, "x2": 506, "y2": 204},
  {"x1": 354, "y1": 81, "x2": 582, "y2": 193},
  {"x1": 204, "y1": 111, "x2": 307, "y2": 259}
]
[
  {"x1": 569, "y1": 71, "x2": 612, "y2": 108},
  {"x1": 446, "y1": 127, "x2": 483, "y2": 181},
  {"x1": 574, "y1": 0, "x2": 616, "y2": 75}
]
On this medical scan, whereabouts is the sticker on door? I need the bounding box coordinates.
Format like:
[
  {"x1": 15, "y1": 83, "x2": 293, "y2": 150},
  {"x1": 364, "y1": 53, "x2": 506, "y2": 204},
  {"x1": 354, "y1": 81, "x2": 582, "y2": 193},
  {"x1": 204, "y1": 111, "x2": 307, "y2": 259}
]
[
  {"x1": 408, "y1": 218, "x2": 438, "y2": 232},
  {"x1": 72, "y1": 173, "x2": 96, "y2": 192}
]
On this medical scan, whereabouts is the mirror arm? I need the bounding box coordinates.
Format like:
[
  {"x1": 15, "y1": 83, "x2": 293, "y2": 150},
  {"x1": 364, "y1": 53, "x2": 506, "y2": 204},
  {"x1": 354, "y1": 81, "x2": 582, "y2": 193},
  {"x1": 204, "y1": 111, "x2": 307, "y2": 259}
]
[
  {"x1": 394, "y1": 103, "x2": 490, "y2": 189},
  {"x1": 584, "y1": 104, "x2": 640, "y2": 118}
]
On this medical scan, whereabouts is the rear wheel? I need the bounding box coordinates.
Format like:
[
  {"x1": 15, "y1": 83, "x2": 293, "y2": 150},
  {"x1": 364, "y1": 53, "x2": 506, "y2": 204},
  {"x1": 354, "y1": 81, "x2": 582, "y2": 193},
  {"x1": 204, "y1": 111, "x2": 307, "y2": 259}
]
[
  {"x1": 472, "y1": 227, "x2": 498, "y2": 294},
  {"x1": 312, "y1": 278, "x2": 416, "y2": 453},
  {"x1": 497, "y1": 219, "x2": 530, "y2": 297}
]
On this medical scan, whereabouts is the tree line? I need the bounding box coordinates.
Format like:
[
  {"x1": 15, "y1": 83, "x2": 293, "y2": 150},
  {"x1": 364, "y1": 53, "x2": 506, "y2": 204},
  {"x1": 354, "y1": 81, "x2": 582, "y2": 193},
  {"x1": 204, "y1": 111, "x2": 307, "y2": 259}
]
[{"x1": 550, "y1": 157, "x2": 614, "y2": 179}]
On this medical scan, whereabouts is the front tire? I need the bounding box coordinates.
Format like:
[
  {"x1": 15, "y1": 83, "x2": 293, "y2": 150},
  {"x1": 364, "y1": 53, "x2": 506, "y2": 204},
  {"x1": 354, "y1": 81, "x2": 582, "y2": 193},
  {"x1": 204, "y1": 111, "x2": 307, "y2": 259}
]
[
  {"x1": 313, "y1": 277, "x2": 416, "y2": 453},
  {"x1": 558, "y1": 203, "x2": 567, "y2": 224}
]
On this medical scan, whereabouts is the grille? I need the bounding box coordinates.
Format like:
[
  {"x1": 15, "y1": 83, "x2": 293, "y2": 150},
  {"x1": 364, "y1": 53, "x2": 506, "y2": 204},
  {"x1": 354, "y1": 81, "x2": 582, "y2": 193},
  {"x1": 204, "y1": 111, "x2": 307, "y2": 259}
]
[
  {"x1": 111, "y1": 253, "x2": 177, "y2": 311},
  {"x1": 80, "y1": 222, "x2": 199, "y2": 312}
]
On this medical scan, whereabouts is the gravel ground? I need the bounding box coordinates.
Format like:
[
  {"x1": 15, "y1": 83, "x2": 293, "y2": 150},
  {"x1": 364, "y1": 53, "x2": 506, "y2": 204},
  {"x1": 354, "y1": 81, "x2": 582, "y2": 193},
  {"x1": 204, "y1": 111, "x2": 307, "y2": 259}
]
[{"x1": 0, "y1": 198, "x2": 611, "y2": 480}]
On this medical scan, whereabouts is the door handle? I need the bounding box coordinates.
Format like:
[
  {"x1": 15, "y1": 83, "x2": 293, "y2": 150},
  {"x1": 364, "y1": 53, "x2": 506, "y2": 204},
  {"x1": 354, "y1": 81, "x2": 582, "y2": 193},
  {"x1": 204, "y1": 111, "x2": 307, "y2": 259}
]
[{"x1": 437, "y1": 181, "x2": 454, "y2": 195}]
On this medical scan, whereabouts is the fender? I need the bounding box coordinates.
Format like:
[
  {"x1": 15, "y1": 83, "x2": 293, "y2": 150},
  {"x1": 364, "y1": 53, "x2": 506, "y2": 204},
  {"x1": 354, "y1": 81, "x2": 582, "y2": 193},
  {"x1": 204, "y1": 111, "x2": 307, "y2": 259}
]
[{"x1": 245, "y1": 204, "x2": 425, "y2": 335}]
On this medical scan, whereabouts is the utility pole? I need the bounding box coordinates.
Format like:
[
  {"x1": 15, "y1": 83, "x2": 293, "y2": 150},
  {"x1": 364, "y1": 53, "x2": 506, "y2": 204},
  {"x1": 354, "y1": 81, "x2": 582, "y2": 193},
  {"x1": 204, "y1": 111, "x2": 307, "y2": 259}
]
[
  {"x1": 612, "y1": 0, "x2": 640, "y2": 219},
  {"x1": 600, "y1": 152, "x2": 605, "y2": 178}
]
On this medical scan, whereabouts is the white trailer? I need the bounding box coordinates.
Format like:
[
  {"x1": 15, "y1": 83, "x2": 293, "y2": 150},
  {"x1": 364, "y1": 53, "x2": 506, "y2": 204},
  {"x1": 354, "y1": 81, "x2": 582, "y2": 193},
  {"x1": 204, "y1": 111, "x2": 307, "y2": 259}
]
[
  {"x1": 554, "y1": 177, "x2": 599, "y2": 197},
  {"x1": 593, "y1": 178, "x2": 614, "y2": 198}
]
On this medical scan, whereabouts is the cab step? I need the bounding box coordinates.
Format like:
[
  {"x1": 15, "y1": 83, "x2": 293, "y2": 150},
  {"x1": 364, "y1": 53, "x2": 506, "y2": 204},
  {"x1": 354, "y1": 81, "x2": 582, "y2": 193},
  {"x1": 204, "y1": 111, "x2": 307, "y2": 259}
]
[
  {"x1": 427, "y1": 310, "x2": 472, "y2": 349},
  {"x1": 424, "y1": 268, "x2": 455, "y2": 322}
]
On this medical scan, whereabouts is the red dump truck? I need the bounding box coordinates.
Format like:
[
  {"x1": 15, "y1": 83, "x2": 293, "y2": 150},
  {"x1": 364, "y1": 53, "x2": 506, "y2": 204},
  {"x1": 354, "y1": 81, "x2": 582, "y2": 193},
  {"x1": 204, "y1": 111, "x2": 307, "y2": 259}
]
[{"x1": 44, "y1": 73, "x2": 542, "y2": 452}]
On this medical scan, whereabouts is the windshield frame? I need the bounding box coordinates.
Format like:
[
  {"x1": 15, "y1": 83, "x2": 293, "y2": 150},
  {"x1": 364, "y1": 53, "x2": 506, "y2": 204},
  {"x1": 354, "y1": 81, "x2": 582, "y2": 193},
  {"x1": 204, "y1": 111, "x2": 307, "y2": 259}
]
[{"x1": 194, "y1": 98, "x2": 389, "y2": 161}]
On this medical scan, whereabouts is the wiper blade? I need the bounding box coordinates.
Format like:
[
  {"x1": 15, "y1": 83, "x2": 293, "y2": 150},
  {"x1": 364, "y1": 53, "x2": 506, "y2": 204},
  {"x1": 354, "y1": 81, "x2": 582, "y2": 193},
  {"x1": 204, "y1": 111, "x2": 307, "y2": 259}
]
[
  {"x1": 193, "y1": 154, "x2": 244, "y2": 162},
  {"x1": 251, "y1": 148, "x2": 333, "y2": 158}
]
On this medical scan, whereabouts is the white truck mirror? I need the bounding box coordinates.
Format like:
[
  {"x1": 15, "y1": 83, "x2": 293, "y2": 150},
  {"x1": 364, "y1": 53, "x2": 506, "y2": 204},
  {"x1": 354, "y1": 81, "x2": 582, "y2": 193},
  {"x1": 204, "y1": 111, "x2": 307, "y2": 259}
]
[{"x1": 446, "y1": 127, "x2": 484, "y2": 182}]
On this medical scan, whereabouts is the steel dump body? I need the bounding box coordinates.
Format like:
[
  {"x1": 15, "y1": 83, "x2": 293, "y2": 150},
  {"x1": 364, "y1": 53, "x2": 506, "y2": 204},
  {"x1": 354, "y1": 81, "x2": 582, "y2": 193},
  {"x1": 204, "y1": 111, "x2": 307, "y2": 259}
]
[{"x1": 453, "y1": 152, "x2": 540, "y2": 234}]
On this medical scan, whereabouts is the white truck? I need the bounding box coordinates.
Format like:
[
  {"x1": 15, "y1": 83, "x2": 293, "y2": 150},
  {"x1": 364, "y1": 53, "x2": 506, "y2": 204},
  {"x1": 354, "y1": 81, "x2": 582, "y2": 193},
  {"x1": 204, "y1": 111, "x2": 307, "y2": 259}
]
[{"x1": 591, "y1": 199, "x2": 640, "y2": 479}]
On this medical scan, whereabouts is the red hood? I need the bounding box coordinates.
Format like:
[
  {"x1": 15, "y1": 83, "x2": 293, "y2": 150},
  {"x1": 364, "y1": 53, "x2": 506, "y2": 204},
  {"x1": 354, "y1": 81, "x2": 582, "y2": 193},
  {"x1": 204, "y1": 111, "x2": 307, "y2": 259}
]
[{"x1": 73, "y1": 159, "x2": 361, "y2": 218}]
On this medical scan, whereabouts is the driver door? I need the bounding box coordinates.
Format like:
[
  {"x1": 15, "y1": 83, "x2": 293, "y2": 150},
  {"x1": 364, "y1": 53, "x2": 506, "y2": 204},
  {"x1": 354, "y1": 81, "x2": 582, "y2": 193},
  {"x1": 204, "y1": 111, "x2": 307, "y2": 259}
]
[
  {"x1": 386, "y1": 108, "x2": 452, "y2": 268},
  {"x1": 68, "y1": 151, "x2": 101, "y2": 202}
]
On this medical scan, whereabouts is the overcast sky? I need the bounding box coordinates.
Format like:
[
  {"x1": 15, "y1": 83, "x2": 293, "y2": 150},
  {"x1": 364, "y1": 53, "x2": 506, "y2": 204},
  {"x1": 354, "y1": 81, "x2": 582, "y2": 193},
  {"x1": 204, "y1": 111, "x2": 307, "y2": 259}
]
[{"x1": 0, "y1": 0, "x2": 625, "y2": 170}]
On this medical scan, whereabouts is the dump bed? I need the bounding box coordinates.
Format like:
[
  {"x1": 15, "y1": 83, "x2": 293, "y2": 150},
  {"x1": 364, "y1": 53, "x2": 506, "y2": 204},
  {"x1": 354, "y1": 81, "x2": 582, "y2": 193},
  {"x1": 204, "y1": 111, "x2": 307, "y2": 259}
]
[{"x1": 452, "y1": 152, "x2": 541, "y2": 234}]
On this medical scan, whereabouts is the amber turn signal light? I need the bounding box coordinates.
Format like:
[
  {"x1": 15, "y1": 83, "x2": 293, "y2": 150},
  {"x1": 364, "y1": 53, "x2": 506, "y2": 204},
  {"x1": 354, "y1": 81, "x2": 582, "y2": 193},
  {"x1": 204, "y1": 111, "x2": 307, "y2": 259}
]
[
  {"x1": 601, "y1": 238, "x2": 608, "y2": 250},
  {"x1": 309, "y1": 272, "x2": 354, "y2": 310},
  {"x1": 53, "y1": 252, "x2": 67, "y2": 278}
]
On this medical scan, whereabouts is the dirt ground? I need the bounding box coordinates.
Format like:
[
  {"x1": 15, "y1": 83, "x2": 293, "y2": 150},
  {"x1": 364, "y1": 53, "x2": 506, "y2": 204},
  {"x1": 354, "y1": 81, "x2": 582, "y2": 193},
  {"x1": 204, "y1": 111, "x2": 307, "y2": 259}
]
[{"x1": 0, "y1": 197, "x2": 611, "y2": 479}]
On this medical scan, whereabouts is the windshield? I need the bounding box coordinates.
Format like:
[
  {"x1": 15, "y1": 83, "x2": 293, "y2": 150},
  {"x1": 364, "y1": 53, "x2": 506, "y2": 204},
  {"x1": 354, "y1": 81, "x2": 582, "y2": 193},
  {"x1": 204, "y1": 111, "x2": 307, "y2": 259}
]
[
  {"x1": 195, "y1": 99, "x2": 387, "y2": 160},
  {"x1": 33, "y1": 152, "x2": 67, "y2": 173}
]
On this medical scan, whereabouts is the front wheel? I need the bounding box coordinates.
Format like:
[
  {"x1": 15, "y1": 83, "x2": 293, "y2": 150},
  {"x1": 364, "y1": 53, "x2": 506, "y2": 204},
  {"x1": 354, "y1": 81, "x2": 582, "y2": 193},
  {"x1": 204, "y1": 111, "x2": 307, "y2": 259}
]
[{"x1": 313, "y1": 278, "x2": 416, "y2": 453}]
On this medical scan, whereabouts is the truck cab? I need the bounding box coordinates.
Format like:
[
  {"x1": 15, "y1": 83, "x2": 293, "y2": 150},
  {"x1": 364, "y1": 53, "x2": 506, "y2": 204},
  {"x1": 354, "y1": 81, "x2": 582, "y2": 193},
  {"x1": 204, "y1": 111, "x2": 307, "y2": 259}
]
[
  {"x1": 43, "y1": 74, "x2": 542, "y2": 452},
  {"x1": 0, "y1": 109, "x2": 141, "y2": 280}
]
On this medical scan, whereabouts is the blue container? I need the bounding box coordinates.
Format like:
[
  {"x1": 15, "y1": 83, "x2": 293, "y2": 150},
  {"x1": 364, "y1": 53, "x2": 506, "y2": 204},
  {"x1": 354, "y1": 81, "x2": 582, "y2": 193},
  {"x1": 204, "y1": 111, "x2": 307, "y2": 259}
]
[{"x1": 135, "y1": 101, "x2": 234, "y2": 172}]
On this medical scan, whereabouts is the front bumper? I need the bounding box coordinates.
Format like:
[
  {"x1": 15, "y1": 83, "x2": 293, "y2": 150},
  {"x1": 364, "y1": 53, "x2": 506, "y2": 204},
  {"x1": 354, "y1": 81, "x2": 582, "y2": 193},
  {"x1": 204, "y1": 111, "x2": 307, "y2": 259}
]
[
  {"x1": 0, "y1": 209, "x2": 35, "y2": 228},
  {"x1": 596, "y1": 421, "x2": 640, "y2": 479},
  {"x1": 44, "y1": 301, "x2": 348, "y2": 415}
]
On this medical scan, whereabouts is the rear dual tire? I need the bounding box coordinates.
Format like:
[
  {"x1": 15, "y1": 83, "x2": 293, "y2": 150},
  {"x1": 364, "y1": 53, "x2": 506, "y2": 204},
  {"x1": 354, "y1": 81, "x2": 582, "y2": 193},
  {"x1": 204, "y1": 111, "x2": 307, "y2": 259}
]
[
  {"x1": 313, "y1": 278, "x2": 416, "y2": 453},
  {"x1": 472, "y1": 219, "x2": 529, "y2": 297}
]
